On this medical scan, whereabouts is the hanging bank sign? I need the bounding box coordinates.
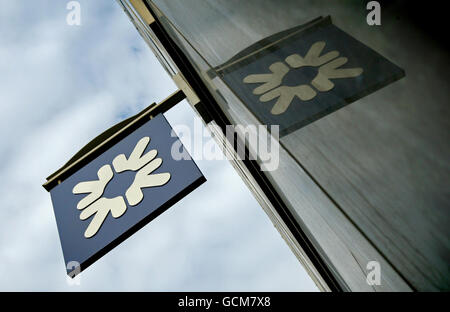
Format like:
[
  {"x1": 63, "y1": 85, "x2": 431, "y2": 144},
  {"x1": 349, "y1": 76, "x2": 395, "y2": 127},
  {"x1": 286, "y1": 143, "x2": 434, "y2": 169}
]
[
  {"x1": 216, "y1": 16, "x2": 405, "y2": 136},
  {"x1": 43, "y1": 99, "x2": 205, "y2": 277}
]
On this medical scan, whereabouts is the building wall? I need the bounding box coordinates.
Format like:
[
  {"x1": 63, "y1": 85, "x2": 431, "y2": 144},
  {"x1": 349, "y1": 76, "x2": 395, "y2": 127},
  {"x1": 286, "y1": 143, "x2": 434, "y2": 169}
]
[{"x1": 122, "y1": 0, "x2": 450, "y2": 291}]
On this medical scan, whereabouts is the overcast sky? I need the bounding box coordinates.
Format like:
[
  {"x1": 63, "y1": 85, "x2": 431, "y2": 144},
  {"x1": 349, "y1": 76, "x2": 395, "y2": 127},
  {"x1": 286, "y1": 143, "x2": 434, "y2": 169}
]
[{"x1": 0, "y1": 0, "x2": 317, "y2": 291}]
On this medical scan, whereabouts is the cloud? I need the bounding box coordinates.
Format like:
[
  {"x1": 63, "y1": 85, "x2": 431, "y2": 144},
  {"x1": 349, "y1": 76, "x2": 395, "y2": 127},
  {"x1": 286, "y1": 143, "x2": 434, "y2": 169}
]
[{"x1": 0, "y1": 0, "x2": 317, "y2": 291}]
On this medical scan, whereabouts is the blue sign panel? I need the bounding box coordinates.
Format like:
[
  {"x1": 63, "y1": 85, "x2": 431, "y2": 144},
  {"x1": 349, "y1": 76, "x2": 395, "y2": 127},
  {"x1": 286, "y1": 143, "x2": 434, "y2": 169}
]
[
  {"x1": 218, "y1": 16, "x2": 405, "y2": 136},
  {"x1": 50, "y1": 113, "x2": 205, "y2": 276}
]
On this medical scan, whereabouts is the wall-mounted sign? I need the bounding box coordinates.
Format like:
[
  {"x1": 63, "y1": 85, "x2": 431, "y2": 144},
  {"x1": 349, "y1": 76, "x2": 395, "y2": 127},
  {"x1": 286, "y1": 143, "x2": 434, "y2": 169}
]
[
  {"x1": 216, "y1": 16, "x2": 405, "y2": 136},
  {"x1": 47, "y1": 113, "x2": 205, "y2": 276}
]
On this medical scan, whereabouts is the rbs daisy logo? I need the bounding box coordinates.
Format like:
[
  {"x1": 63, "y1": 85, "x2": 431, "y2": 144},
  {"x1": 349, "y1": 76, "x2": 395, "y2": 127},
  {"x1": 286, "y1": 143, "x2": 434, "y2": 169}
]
[
  {"x1": 219, "y1": 16, "x2": 405, "y2": 136},
  {"x1": 73, "y1": 137, "x2": 171, "y2": 238},
  {"x1": 243, "y1": 41, "x2": 363, "y2": 115},
  {"x1": 48, "y1": 114, "x2": 205, "y2": 277}
]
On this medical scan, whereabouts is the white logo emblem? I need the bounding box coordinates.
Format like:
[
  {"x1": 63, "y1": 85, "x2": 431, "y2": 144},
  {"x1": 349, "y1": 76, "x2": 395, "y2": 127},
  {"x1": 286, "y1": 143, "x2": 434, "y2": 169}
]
[
  {"x1": 243, "y1": 41, "x2": 363, "y2": 115},
  {"x1": 72, "y1": 137, "x2": 171, "y2": 238}
]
